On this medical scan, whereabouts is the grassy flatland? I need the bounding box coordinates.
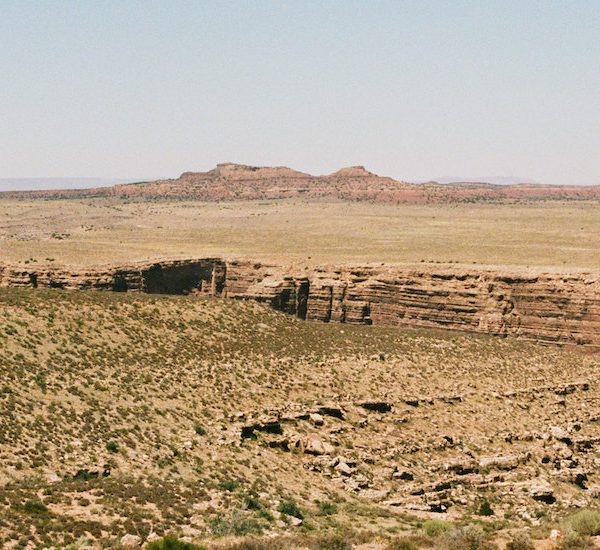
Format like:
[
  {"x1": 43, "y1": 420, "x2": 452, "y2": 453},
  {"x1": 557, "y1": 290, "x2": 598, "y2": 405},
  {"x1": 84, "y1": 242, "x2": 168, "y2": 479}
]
[
  {"x1": 1, "y1": 198, "x2": 600, "y2": 270},
  {"x1": 1, "y1": 288, "x2": 598, "y2": 548}
]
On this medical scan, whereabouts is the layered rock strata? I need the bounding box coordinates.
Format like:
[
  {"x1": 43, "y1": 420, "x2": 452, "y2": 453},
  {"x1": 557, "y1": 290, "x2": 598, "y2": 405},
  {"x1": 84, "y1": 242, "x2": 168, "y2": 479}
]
[{"x1": 2, "y1": 258, "x2": 600, "y2": 350}]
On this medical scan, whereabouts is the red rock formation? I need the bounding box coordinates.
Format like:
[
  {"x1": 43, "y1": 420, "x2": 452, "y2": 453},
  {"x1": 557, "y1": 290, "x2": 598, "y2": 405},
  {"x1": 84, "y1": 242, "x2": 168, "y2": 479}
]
[
  {"x1": 4, "y1": 163, "x2": 600, "y2": 203},
  {"x1": 2, "y1": 257, "x2": 600, "y2": 350}
]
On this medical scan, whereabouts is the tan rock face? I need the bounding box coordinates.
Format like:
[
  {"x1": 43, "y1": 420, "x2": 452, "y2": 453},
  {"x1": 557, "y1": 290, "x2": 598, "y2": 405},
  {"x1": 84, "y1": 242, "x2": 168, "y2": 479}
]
[
  {"x1": 2, "y1": 257, "x2": 600, "y2": 350},
  {"x1": 224, "y1": 261, "x2": 600, "y2": 350}
]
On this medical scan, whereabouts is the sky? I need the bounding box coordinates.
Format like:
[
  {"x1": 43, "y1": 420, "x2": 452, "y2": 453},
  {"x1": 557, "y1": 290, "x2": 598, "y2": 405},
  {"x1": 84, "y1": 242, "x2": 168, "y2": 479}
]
[{"x1": 1, "y1": 0, "x2": 600, "y2": 185}]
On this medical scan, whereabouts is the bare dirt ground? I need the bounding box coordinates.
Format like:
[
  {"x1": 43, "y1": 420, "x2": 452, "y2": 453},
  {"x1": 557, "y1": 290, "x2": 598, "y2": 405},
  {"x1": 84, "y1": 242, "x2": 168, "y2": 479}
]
[{"x1": 1, "y1": 198, "x2": 600, "y2": 271}]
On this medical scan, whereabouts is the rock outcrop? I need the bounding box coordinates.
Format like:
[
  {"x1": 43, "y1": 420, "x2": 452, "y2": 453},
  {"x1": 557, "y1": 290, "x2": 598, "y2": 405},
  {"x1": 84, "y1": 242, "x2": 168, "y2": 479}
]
[
  {"x1": 0, "y1": 258, "x2": 224, "y2": 295},
  {"x1": 224, "y1": 261, "x2": 600, "y2": 349},
  {"x1": 2, "y1": 258, "x2": 600, "y2": 350}
]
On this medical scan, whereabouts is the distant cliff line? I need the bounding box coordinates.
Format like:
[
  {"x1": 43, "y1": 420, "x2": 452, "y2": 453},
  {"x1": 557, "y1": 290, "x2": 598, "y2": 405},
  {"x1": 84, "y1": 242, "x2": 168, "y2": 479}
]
[
  {"x1": 2, "y1": 162, "x2": 600, "y2": 204},
  {"x1": 2, "y1": 257, "x2": 600, "y2": 351}
]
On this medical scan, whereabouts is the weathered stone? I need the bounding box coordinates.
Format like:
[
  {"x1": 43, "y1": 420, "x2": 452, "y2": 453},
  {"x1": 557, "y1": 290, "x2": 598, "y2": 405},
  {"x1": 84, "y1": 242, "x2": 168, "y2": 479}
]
[
  {"x1": 550, "y1": 426, "x2": 572, "y2": 445},
  {"x1": 478, "y1": 454, "x2": 524, "y2": 471},
  {"x1": 120, "y1": 534, "x2": 142, "y2": 549},
  {"x1": 444, "y1": 458, "x2": 478, "y2": 475},
  {"x1": 302, "y1": 434, "x2": 334, "y2": 455},
  {"x1": 528, "y1": 480, "x2": 556, "y2": 504},
  {"x1": 359, "y1": 401, "x2": 393, "y2": 413},
  {"x1": 309, "y1": 413, "x2": 325, "y2": 426}
]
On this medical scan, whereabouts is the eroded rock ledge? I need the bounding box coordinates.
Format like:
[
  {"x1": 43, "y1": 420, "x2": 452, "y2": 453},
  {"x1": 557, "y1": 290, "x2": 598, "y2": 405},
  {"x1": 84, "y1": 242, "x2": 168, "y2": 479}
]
[{"x1": 2, "y1": 258, "x2": 600, "y2": 350}]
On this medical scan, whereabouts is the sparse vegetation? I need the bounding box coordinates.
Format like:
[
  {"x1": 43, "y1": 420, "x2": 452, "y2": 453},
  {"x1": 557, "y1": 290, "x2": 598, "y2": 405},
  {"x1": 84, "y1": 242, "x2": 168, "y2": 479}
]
[
  {"x1": 505, "y1": 532, "x2": 535, "y2": 550},
  {"x1": 566, "y1": 509, "x2": 600, "y2": 536},
  {"x1": 277, "y1": 499, "x2": 304, "y2": 520},
  {"x1": 147, "y1": 535, "x2": 205, "y2": 550},
  {"x1": 0, "y1": 287, "x2": 598, "y2": 546},
  {"x1": 422, "y1": 519, "x2": 451, "y2": 537},
  {"x1": 2, "y1": 198, "x2": 600, "y2": 269}
]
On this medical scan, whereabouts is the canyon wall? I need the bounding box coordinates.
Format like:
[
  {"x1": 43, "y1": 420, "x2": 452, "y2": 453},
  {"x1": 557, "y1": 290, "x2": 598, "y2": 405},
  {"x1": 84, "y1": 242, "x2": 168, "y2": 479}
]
[{"x1": 2, "y1": 258, "x2": 600, "y2": 350}]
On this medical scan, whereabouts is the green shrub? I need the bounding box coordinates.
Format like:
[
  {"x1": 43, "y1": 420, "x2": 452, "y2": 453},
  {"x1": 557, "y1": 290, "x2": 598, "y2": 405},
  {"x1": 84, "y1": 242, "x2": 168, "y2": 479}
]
[
  {"x1": 386, "y1": 537, "x2": 419, "y2": 550},
  {"x1": 244, "y1": 496, "x2": 273, "y2": 521},
  {"x1": 441, "y1": 526, "x2": 497, "y2": 550},
  {"x1": 218, "y1": 479, "x2": 239, "y2": 492},
  {"x1": 506, "y1": 532, "x2": 534, "y2": 550},
  {"x1": 556, "y1": 531, "x2": 593, "y2": 549},
  {"x1": 194, "y1": 423, "x2": 207, "y2": 436},
  {"x1": 277, "y1": 499, "x2": 304, "y2": 519},
  {"x1": 147, "y1": 535, "x2": 205, "y2": 550},
  {"x1": 422, "y1": 519, "x2": 451, "y2": 537},
  {"x1": 478, "y1": 499, "x2": 494, "y2": 516},
  {"x1": 309, "y1": 533, "x2": 353, "y2": 550},
  {"x1": 106, "y1": 440, "x2": 119, "y2": 453},
  {"x1": 317, "y1": 500, "x2": 338, "y2": 516},
  {"x1": 209, "y1": 510, "x2": 263, "y2": 537},
  {"x1": 567, "y1": 509, "x2": 600, "y2": 536},
  {"x1": 21, "y1": 499, "x2": 49, "y2": 515}
]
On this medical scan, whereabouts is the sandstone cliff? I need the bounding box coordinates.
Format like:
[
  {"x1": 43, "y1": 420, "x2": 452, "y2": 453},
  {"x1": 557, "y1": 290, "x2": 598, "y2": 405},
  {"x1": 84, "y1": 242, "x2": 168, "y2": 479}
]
[{"x1": 2, "y1": 258, "x2": 600, "y2": 350}]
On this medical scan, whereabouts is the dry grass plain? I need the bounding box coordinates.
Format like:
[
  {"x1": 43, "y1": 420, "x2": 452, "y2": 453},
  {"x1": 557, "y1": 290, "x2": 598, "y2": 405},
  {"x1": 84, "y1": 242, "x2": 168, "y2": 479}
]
[{"x1": 1, "y1": 198, "x2": 600, "y2": 270}]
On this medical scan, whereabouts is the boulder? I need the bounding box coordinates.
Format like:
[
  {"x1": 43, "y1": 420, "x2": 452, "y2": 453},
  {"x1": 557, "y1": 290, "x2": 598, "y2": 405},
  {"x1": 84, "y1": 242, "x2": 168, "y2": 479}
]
[
  {"x1": 120, "y1": 534, "x2": 142, "y2": 549},
  {"x1": 303, "y1": 434, "x2": 334, "y2": 455},
  {"x1": 309, "y1": 413, "x2": 325, "y2": 426},
  {"x1": 529, "y1": 480, "x2": 556, "y2": 504},
  {"x1": 359, "y1": 401, "x2": 393, "y2": 413}
]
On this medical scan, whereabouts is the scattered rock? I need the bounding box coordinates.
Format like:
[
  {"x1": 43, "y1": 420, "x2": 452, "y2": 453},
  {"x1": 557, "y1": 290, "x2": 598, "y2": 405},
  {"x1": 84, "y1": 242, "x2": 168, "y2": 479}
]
[
  {"x1": 479, "y1": 454, "x2": 524, "y2": 471},
  {"x1": 444, "y1": 458, "x2": 478, "y2": 475},
  {"x1": 529, "y1": 480, "x2": 556, "y2": 504},
  {"x1": 393, "y1": 468, "x2": 414, "y2": 481},
  {"x1": 120, "y1": 534, "x2": 142, "y2": 549},
  {"x1": 550, "y1": 426, "x2": 572, "y2": 445},
  {"x1": 288, "y1": 515, "x2": 303, "y2": 526},
  {"x1": 309, "y1": 413, "x2": 324, "y2": 426},
  {"x1": 314, "y1": 406, "x2": 345, "y2": 419},
  {"x1": 359, "y1": 401, "x2": 393, "y2": 413},
  {"x1": 241, "y1": 420, "x2": 283, "y2": 439},
  {"x1": 335, "y1": 461, "x2": 354, "y2": 476},
  {"x1": 302, "y1": 434, "x2": 334, "y2": 455}
]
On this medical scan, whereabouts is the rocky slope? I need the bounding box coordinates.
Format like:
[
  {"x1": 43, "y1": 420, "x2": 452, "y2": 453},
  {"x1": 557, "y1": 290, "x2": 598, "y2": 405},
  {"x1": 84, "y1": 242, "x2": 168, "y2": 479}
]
[
  {"x1": 3, "y1": 162, "x2": 600, "y2": 203},
  {"x1": 1, "y1": 287, "x2": 599, "y2": 548},
  {"x1": 2, "y1": 257, "x2": 600, "y2": 351}
]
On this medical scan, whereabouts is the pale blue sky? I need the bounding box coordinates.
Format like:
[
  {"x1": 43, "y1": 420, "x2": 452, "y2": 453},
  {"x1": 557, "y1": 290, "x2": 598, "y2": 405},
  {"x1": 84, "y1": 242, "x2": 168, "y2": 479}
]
[{"x1": 2, "y1": 1, "x2": 599, "y2": 184}]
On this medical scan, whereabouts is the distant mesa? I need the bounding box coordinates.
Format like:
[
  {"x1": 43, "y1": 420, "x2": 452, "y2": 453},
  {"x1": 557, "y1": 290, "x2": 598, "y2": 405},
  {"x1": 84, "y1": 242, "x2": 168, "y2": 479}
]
[
  {"x1": 329, "y1": 166, "x2": 375, "y2": 178},
  {"x1": 2, "y1": 162, "x2": 600, "y2": 203},
  {"x1": 180, "y1": 163, "x2": 311, "y2": 181}
]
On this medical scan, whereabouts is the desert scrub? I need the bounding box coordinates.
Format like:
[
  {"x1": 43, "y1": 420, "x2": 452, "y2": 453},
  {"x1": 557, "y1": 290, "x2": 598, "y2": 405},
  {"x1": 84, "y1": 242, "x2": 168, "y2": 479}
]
[
  {"x1": 566, "y1": 509, "x2": 600, "y2": 536},
  {"x1": 194, "y1": 423, "x2": 207, "y2": 436},
  {"x1": 505, "y1": 532, "x2": 534, "y2": 550},
  {"x1": 21, "y1": 499, "x2": 49, "y2": 516},
  {"x1": 147, "y1": 535, "x2": 205, "y2": 549},
  {"x1": 477, "y1": 499, "x2": 494, "y2": 516},
  {"x1": 209, "y1": 510, "x2": 263, "y2": 537},
  {"x1": 440, "y1": 525, "x2": 497, "y2": 550},
  {"x1": 277, "y1": 499, "x2": 304, "y2": 519},
  {"x1": 422, "y1": 519, "x2": 451, "y2": 537},
  {"x1": 316, "y1": 500, "x2": 338, "y2": 516},
  {"x1": 386, "y1": 535, "x2": 434, "y2": 549},
  {"x1": 106, "y1": 440, "x2": 119, "y2": 453},
  {"x1": 556, "y1": 531, "x2": 594, "y2": 549},
  {"x1": 308, "y1": 532, "x2": 353, "y2": 550}
]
